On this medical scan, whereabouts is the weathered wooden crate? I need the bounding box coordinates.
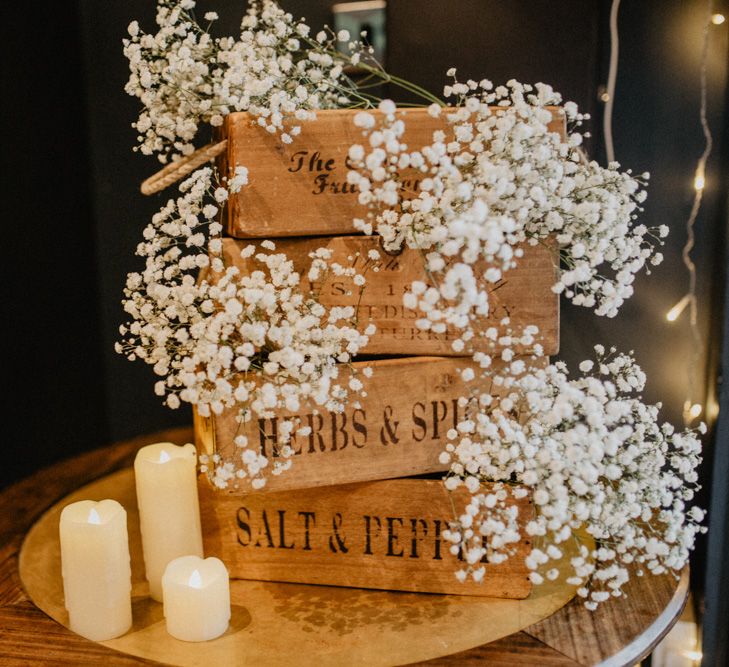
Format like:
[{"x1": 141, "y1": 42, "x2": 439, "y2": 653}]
[
  {"x1": 199, "y1": 478, "x2": 534, "y2": 598},
  {"x1": 218, "y1": 107, "x2": 566, "y2": 238},
  {"x1": 215, "y1": 236, "x2": 559, "y2": 356},
  {"x1": 194, "y1": 356, "x2": 544, "y2": 494}
]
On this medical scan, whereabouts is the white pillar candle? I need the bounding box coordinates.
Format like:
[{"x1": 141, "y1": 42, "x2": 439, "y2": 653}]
[
  {"x1": 135, "y1": 442, "x2": 203, "y2": 601},
  {"x1": 162, "y1": 555, "x2": 230, "y2": 642},
  {"x1": 59, "y1": 499, "x2": 132, "y2": 641}
]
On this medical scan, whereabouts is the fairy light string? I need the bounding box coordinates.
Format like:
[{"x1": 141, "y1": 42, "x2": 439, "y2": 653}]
[
  {"x1": 669, "y1": 0, "x2": 714, "y2": 425},
  {"x1": 603, "y1": 0, "x2": 715, "y2": 424},
  {"x1": 602, "y1": 0, "x2": 621, "y2": 164}
]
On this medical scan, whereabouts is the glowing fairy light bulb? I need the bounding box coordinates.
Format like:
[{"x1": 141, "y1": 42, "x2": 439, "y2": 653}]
[
  {"x1": 683, "y1": 401, "x2": 703, "y2": 424},
  {"x1": 694, "y1": 165, "x2": 705, "y2": 191},
  {"x1": 711, "y1": 13, "x2": 725, "y2": 25},
  {"x1": 666, "y1": 294, "x2": 690, "y2": 322}
]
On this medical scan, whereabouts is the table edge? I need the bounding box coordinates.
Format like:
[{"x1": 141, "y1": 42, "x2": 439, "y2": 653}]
[
  {"x1": 1, "y1": 428, "x2": 692, "y2": 666},
  {"x1": 595, "y1": 567, "x2": 689, "y2": 667}
]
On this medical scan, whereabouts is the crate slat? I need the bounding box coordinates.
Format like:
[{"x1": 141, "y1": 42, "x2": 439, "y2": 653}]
[
  {"x1": 221, "y1": 107, "x2": 566, "y2": 238},
  {"x1": 194, "y1": 356, "x2": 545, "y2": 494},
  {"x1": 199, "y1": 478, "x2": 534, "y2": 598},
  {"x1": 215, "y1": 236, "x2": 559, "y2": 356}
]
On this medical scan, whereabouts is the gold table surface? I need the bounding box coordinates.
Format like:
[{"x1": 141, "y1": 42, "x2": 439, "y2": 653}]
[{"x1": 0, "y1": 427, "x2": 688, "y2": 666}]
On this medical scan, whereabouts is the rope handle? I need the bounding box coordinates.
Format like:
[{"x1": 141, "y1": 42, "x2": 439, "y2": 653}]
[{"x1": 140, "y1": 140, "x2": 228, "y2": 195}]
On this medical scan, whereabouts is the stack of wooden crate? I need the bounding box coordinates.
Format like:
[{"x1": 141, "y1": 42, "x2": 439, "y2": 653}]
[{"x1": 195, "y1": 108, "x2": 562, "y2": 599}]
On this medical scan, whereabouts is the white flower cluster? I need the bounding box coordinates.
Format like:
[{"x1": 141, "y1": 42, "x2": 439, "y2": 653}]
[
  {"x1": 124, "y1": 0, "x2": 360, "y2": 161},
  {"x1": 348, "y1": 82, "x2": 667, "y2": 320},
  {"x1": 119, "y1": 2, "x2": 703, "y2": 608},
  {"x1": 441, "y1": 347, "x2": 706, "y2": 608},
  {"x1": 116, "y1": 166, "x2": 372, "y2": 487}
]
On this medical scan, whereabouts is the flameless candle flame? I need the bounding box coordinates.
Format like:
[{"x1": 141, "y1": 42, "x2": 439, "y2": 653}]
[
  {"x1": 88, "y1": 507, "x2": 102, "y2": 525},
  {"x1": 159, "y1": 449, "x2": 171, "y2": 463},
  {"x1": 188, "y1": 569, "x2": 203, "y2": 589}
]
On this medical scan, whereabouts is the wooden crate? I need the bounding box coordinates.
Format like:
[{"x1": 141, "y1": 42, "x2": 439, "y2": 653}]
[
  {"x1": 199, "y1": 478, "x2": 534, "y2": 598},
  {"x1": 219, "y1": 107, "x2": 567, "y2": 238},
  {"x1": 194, "y1": 356, "x2": 544, "y2": 494},
  {"x1": 215, "y1": 236, "x2": 559, "y2": 356}
]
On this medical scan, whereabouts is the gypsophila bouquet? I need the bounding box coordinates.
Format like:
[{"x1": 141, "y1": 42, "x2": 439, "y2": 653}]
[
  {"x1": 440, "y1": 347, "x2": 706, "y2": 608},
  {"x1": 342, "y1": 85, "x2": 702, "y2": 606},
  {"x1": 120, "y1": 0, "x2": 705, "y2": 607},
  {"x1": 124, "y1": 0, "x2": 439, "y2": 162},
  {"x1": 117, "y1": 166, "x2": 373, "y2": 487},
  {"x1": 124, "y1": 0, "x2": 355, "y2": 161},
  {"x1": 348, "y1": 83, "x2": 666, "y2": 325}
]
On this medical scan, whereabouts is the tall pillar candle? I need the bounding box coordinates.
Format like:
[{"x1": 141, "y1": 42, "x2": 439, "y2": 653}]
[
  {"x1": 162, "y1": 555, "x2": 230, "y2": 641},
  {"x1": 135, "y1": 442, "x2": 203, "y2": 601},
  {"x1": 59, "y1": 499, "x2": 132, "y2": 641}
]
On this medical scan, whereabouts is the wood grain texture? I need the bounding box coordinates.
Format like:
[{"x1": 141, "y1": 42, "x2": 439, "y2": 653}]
[
  {"x1": 216, "y1": 235, "x2": 559, "y2": 356},
  {"x1": 194, "y1": 356, "x2": 545, "y2": 494},
  {"x1": 417, "y1": 631, "x2": 581, "y2": 665},
  {"x1": 222, "y1": 107, "x2": 567, "y2": 238},
  {"x1": 0, "y1": 543, "x2": 25, "y2": 608},
  {"x1": 0, "y1": 429, "x2": 689, "y2": 665},
  {"x1": 199, "y1": 478, "x2": 533, "y2": 598},
  {"x1": 19, "y1": 467, "x2": 576, "y2": 666},
  {"x1": 0, "y1": 602, "x2": 160, "y2": 666},
  {"x1": 528, "y1": 566, "x2": 689, "y2": 666}
]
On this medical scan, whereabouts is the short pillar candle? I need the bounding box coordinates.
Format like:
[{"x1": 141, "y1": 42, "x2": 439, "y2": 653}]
[
  {"x1": 162, "y1": 555, "x2": 231, "y2": 642},
  {"x1": 59, "y1": 499, "x2": 132, "y2": 641},
  {"x1": 134, "y1": 442, "x2": 203, "y2": 601}
]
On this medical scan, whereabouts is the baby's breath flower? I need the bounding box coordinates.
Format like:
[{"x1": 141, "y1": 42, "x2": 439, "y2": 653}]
[
  {"x1": 121, "y1": 10, "x2": 698, "y2": 609},
  {"x1": 118, "y1": 166, "x2": 372, "y2": 488},
  {"x1": 444, "y1": 349, "x2": 705, "y2": 608},
  {"x1": 348, "y1": 82, "x2": 660, "y2": 324},
  {"x1": 124, "y1": 0, "x2": 368, "y2": 161}
]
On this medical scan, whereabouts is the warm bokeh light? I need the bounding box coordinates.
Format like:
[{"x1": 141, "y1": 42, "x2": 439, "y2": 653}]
[
  {"x1": 711, "y1": 13, "x2": 725, "y2": 25},
  {"x1": 682, "y1": 401, "x2": 703, "y2": 423},
  {"x1": 666, "y1": 295, "x2": 690, "y2": 322},
  {"x1": 694, "y1": 163, "x2": 706, "y2": 191}
]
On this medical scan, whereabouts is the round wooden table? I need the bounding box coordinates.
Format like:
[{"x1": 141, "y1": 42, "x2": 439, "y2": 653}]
[{"x1": 0, "y1": 427, "x2": 688, "y2": 666}]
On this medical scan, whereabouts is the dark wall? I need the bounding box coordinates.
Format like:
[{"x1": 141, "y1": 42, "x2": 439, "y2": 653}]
[
  {"x1": 4, "y1": 0, "x2": 727, "y2": 520},
  {"x1": 74, "y1": 0, "x2": 345, "y2": 457},
  {"x1": 4, "y1": 2, "x2": 108, "y2": 485},
  {"x1": 387, "y1": 0, "x2": 600, "y2": 116},
  {"x1": 386, "y1": 0, "x2": 728, "y2": 429},
  {"x1": 4, "y1": 0, "x2": 729, "y2": 658}
]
